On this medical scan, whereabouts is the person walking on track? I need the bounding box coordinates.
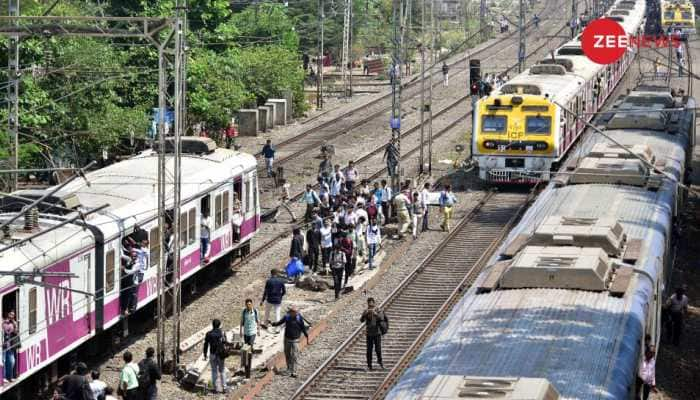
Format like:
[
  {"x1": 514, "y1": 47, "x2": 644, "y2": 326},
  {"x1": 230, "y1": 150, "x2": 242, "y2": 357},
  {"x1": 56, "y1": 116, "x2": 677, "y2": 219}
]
[
  {"x1": 361, "y1": 297, "x2": 387, "y2": 371},
  {"x1": 271, "y1": 306, "x2": 309, "y2": 378},
  {"x1": 439, "y1": 185, "x2": 457, "y2": 232},
  {"x1": 203, "y1": 319, "x2": 228, "y2": 394},
  {"x1": 442, "y1": 62, "x2": 449, "y2": 87},
  {"x1": 330, "y1": 243, "x2": 346, "y2": 299},
  {"x1": 261, "y1": 269, "x2": 286, "y2": 328},
  {"x1": 262, "y1": 139, "x2": 276, "y2": 177}
]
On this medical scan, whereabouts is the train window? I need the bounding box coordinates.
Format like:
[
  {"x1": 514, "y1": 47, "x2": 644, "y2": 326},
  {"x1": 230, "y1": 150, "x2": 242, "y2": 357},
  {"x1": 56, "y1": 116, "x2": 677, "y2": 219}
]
[
  {"x1": 245, "y1": 177, "x2": 251, "y2": 214},
  {"x1": 682, "y1": 12, "x2": 692, "y2": 19},
  {"x1": 252, "y1": 176, "x2": 258, "y2": 213},
  {"x1": 179, "y1": 212, "x2": 188, "y2": 248},
  {"x1": 28, "y1": 288, "x2": 37, "y2": 334},
  {"x1": 481, "y1": 116, "x2": 507, "y2": 133},
  {"x1": 188, "y1": 208, "x2": 196, "y2": 245},
  {"x1": 106, "y1": 249, "x2": 116, "y2": 293},
  {"x1": 215, "y1": 194, "x2": 223, "y2": 229},
  {"x1": 526, "y1": 116, "x2": 551, "y2": 134},
  {"x1": 149, "y1": 228, "x2": 160, "y2": 269},
  {"x1": 222, "y1": 191, "x2": 230, "y2": 225},
  {"x1": 664, "y1": 11, "x2": 674, "y2": 19}
]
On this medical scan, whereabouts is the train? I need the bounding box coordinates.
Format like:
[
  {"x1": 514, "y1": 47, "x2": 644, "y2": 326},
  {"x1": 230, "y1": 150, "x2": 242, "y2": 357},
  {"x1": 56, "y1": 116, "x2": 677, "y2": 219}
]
[
  {"x1": 0, "y1": 137, "x2": 260, "y2": 396},
  {"x1": 660, "y1": 0, "x2": 696, "y2": 37},
  {"x1": 471, "y1": 0, "x2": 647, "y2": 183},
  {"x1": 387, "y1": 84, "x2": 695, "y2": 399}
]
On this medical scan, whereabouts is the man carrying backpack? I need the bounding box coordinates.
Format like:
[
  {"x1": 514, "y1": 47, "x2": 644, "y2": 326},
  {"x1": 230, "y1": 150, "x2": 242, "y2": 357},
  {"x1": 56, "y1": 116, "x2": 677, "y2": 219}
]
[
  {"x1": 203, "y1": 319, "x2": 228, "y2": 394},
  {"x1": 240, "y1": 299, "x2": 261, "y2": 346},
  {"x1": 361, "y1": 297, "x2": 387, "y2": 371},
  {"x1": 271, "y1": 305, "x2": 309, "y2": 378},
  {"x1": 137, "y1": 347, "x2": 161, "y2": 400},
  {"x1": 261, "y1": 269, "x2": 287, "y2": 329}
]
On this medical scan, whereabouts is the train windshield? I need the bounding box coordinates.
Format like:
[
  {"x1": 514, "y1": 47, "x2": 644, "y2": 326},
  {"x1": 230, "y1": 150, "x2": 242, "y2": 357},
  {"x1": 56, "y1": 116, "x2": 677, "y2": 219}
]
[
  {"x1": 525, "y1": 116, "x2": 551, "y2": 134},
  {"x1": 664, "y1": 11, "x2": 674, "y2": 19},
  {"x1": 482, "y1": 116, "x2": 507, "y2": 133},
  {"x1": 682, "y1": 12, "x2": 692, "y2": 19}
]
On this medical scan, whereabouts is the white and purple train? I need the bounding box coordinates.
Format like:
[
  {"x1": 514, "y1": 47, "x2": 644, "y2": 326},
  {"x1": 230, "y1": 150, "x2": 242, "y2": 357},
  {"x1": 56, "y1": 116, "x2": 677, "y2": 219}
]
[{"x1": 0, "y1": 137, "x2": 260, "y2": 396}]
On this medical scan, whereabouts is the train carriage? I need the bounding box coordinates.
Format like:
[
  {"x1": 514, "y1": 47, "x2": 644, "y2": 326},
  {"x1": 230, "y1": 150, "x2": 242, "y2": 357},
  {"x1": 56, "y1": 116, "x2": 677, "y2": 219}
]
[
  {"x1": 388, "y1": 87, "x2": 694, "y2": 399},
  {"x1": 0, "y1": 137, "x2": 260, "y2": 394},
  {"x1": 660, "y1": 0, "x2": 696, "y2": 37},
  {"x1": 471, "y1": 0, "x2": 646, "y2": 183}
]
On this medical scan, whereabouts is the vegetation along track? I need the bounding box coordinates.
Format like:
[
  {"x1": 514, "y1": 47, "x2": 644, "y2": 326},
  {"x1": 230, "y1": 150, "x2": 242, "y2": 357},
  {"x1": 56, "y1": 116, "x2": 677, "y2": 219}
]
[
  {"x1": 289, "y1": 191, "x2": 533, "y2": 400},
  {"x1": 252, "y1": 0, "x2": 565, "y2": 174}
]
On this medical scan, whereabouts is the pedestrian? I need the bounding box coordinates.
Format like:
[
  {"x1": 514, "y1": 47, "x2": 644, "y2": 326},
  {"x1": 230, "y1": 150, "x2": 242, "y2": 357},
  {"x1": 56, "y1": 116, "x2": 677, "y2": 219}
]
[
  {"x1": 240, "y1": 299, "x2": 261, "y2": 347},
  {"x1": 570, "y1": 16, "x2": 577, "y2": 38},
  {"x1": 383, "y1": 138, "x2": 400, "y2": 177},
  {"x1": 261, "y1": 269, "x2": 286, "y2": 327},
  {"x1": 119, "y1": 352, "x2": 140, "y2": 400},
  {"x1": 262, "y1": 139, "x2": 276, "y2": 177},
  {"x1": 366, "y1": 219, "x2": 382, "y2": 269},
  {"x1": 271, "y1": 306, "x2": 309, "y2": 378},
  {"x1": 306, "y1": 225, "x2": 321, "y2": 272},
  {"x1": 442, "y1": 62, "x2": 449, "y2": 87},
  {"x1": 224, "y1": 119, "x2": 237, "y2": 149},
  {"x1": 318, "y1": 153, "x2": 333, "y2": 184},
  {"x1": 120, "y1": 253, "x2": 138, "y2": 316},
  {"x1": 203, "y1": 319, "x2": 228, "y2": 394},
  {"x1": 200, "y1": 211, "x2": 211, "y2": 263},
  {"x1": 366, "y1": 196, "x2": 380, "y2": 225},
  {"x1": 104, "y1": 387, "x2": 118, "y2": 400},
  {"x1": 89, "y1": 370, "x2": 107, "y2": 400},
  {"x1": 2, "y1": 309, "x2": 18, "y2": 382},
  {"x1": 393, "y1": 189, "x2": 411, "y2": 238},
  {"x1": 340, "y1": 229, "x2": 355, "y2": 286},
  {"x1": 665, "y1": 286, "x2": 688, "y2": 345},
  {"x1": 138, "y1": 347, "x2": 161, "y2": 400},
  {"x1": 360, "y1": 298, "x2": 386, "y2": 370},
  {"x1": 439, "y1": 185, "x2": 457, "y2": 232},
  {"x1": 654, "y1": 56, "x2": 662, "y2": 78},
  {"x1": 380, "y1": 180, "x2": 392, "y2": 224},
  {"x1": 676, "y1": 45, "x2": 684, "y2": 76},
  {"x1": 300, "y1": 184, "x2": 320, "y2": 221},
  {"x1": 420, "y1": 182, "x2": 431, "y2": 232},
  {"x1": 636, "y1": 345, "x2": 657, "y2": 400},
  {"x1": 330, "y1": 171, "x2": 344, "y2": 206},
  {"x1": 61, "y1": 362, "x2": 94, "y2": 400},
  {"x1": 330, "y1": 243, "x2": 347, "y2": 299},
  {"x1": 533, "y1": 14, "x2": 539, "y2": 27},
  {"x1": 320, "y1": 219, "x2": 334, "y2": 272},
  {"x1": 344, "y1": 160, "x2": 359, "y2": 193},
  {"x1": 272, "y1": 178, "x2": 297, "y2": 223},
  {"x1": 411, "y1": 192, "x2": 424, "y2": 239},
  {"x1": 289, "y1": 227, "x2": 304, "y2": 262}
]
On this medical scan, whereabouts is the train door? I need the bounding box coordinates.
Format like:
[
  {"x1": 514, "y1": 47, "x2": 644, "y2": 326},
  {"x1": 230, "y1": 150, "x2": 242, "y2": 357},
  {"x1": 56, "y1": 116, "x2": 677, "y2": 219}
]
[
  {"x1": 71, "y1": 247, "x2": 92, "y2": 333},
  {"x1": 1, "y1": 289, "x2": 19, "y2": 383},
  {"x1": 252, "y1": 173, "x2": 259, "y2": 230},
  {"x1": 232, "y1": 178, "x2": 243, "y2": 243}
]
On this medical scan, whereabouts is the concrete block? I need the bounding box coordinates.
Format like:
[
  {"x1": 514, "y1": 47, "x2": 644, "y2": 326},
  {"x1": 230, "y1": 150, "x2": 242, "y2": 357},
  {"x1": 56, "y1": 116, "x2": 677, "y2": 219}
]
[
  {"x1": 262, "y1": 105, "x2": 274, "y2": 129},
  {"x1": 268, "y1": 99, "x2": 287, "y2": 125},
  {"x1": 257, "y1": 107, "x2": 268, "y2": 132},
  {"x1": 283, "y1": 90, "x2": 294, "y2": 120},
  {"x1": 264, "y1": 102, "x2": 277, "y2": 129},
  {"x1": 237, "y1": 109, "x2": 259, "y2": 136}
]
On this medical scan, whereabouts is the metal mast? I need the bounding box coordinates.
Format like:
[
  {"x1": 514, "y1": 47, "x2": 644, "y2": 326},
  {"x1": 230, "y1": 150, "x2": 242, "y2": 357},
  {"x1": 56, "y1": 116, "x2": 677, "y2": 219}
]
[
  {"x1": 341, "y1": 0, "x2": 351, "y2": 98},
  {"x1": 317, "y1": 0, "x2": 325, "y2": 109},
  {"x1": 428, "y1": 0, "x2": 435, "y2": 175},
  {"x1": 480, "y1": 0, "x2": 486, "y2": 41},
  {"x1": 419, "y1": 44, "x2": 425, "y2": 174},
  {"x1": 571, "y1": 0, "x2": 577, "y2": 38},
  {"x1": 6, "y1": 0, "x2": 19, "y2": 192},
  {"x1": 518, "y1": 0, "x2": 525, "y2": 72},
  {"x1": 391, "y1": 0, "x2": 403, "y2": 192}
]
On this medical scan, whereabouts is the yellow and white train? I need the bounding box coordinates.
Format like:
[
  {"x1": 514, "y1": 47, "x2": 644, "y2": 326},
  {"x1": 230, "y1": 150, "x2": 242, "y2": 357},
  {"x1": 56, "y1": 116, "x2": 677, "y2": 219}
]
[
  {"x1": 471, "y1": 0, "x2": 647, "y2": 183},
  {"x1": 660, "y1": 0, "x2": 696, "y2": 37}
]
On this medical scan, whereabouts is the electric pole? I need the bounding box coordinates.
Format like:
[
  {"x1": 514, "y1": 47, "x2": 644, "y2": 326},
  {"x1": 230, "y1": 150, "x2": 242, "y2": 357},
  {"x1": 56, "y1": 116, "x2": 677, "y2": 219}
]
[
  {"x1": 341, "y1": 0, "x2": 351, "y2": 98},
  {"x1": 391, "y1": 0, "x2": 403, "y2": 192},
  {"x1": 571, "y1": 0, "x2": 577, "y2": 38},
  {"x1": 428, "y1": 0, "x2": 435, "y2": 175},
  {"x1": 518, "y1": 0, "x2": 525, "y2": 72},
  {"x1": 419, "y1": 44, "x2": 425, "y2": 174},
  {"x1": 480, "y1": 0, "x2": 486, "y2": 42},
  {"x1": 317, "y1": 0, "x2": 324, "y2": 109},
  {"x1": 7, "y1": 0, "x2": 19, "y2": 192}
]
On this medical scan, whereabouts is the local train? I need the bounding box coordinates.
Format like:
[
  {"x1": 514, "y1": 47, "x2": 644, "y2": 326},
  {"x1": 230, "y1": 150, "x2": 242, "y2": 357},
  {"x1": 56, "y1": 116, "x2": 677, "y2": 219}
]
[
  {"x1": 0, "y1": 137, "x2": 260, "y2": 396},
  {"x1": 471, "y1": 0, "x2": 647, "y2": 183},
  {"x1": 660, "y1": 0, "x2": 696, "y2": 37},
  {"x1": 387, "y1": 85, "x2": 695, "y2": 399}
]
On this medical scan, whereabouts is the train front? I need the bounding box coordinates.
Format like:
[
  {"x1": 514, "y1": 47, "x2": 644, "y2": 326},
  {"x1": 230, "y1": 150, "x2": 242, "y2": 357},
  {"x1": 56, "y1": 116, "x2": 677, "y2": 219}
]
[
  {"x1": 472, "y1": 93, "x2": 558, "y2": 183},
  {"x1": 661, "y1": 1, "x2": 696, "y2": 38}
]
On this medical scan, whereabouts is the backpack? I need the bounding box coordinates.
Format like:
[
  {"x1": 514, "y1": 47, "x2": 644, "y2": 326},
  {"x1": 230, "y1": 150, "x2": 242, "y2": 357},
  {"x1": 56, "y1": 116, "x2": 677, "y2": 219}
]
[
  {"x1": 441, "y1": 191, "x2": 454, "y2": 207},
  {"x1": 137, "y1": 359, "x2": 151, "y2": 391},
  {"x1": 378, "y1": 312, "x2": 389, "y2": 335}
]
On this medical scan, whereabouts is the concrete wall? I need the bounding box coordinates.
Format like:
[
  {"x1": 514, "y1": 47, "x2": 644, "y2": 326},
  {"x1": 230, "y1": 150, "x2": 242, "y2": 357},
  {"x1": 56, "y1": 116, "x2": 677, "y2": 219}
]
[
  {"x1": 257, "y1": 107, "x2": 268, "y2": 133},
  {"x1": 264, "y1": 102, "x2": 277, "y2": 129},
  {"x1": 237, "y1": 109, "x2": 259, "y2": 136},
  {"x1": 283, "y1": 90, "x2": 294, "y2": 120},
  {"x1": 261, "y1": 105, "x2": 274, "y2": 129},
  {"x1": 268, "y1": 99, "x2": 287, "y2": 125}
]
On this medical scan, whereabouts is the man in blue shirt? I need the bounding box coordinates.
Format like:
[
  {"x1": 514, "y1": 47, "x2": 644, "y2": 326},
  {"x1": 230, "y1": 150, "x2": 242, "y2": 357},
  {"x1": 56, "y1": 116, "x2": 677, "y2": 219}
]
[{"x1": 262, "y1": 139, "x2": 275, "y2": 177}]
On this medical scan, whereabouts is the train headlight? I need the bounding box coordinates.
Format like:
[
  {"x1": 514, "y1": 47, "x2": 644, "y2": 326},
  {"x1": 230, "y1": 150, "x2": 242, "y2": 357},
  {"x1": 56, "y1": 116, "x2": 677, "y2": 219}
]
[
  {"x1": 535, "y1": 141, "x2": 548, "y2": 150},
  {"x1": 533, "y1": 158, "x2": 546, "y2": 170},
  {"x1": 483, "y1": 140, "x2": 497, "y2": 149},
  {"x1": 486, "y1": 157, "x2": 498, "y2": 168}
]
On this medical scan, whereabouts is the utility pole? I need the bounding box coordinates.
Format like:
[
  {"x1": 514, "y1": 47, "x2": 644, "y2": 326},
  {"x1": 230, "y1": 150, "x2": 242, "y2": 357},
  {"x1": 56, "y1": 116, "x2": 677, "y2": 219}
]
[
  {"x1": 341, "y1": 0, "x2": 351, "y2": 98},
  {"x1": 480, "y1": 0, "x2": 486, "y2": 42},
  {"x1": 391, "y1": 0, "x2": 402, "y2": 192},
  {"x1": 419, "y1": 44, "x2": 425, "y2": 174},
  {"x1": 317, "y1": 0, "x2": 324, "y2": 109},
  {"x1": 571, "y1": 0, "x2": 577, "y2": 38},
  {"x1": 428, "y1": 0, "x2": 435, "y2": 174},
  {"x1": 6, "y1": 0, "x2": 19, "y2": 192},
  {"x1": 518, "y1": 0, "x2": 525, "y2": 73}
]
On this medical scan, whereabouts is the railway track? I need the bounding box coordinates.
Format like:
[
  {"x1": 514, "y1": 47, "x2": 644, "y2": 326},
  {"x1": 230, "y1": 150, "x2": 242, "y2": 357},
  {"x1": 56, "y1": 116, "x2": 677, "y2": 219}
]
[{"x1": 289, "y1": 191, "x2": 533, "y2": 400}]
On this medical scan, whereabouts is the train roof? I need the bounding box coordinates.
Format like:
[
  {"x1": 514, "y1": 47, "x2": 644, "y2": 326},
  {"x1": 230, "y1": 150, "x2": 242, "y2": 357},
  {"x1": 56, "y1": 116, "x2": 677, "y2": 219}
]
[{"x1": 388, "y1": 91, "x2": 692, "y2": 400}]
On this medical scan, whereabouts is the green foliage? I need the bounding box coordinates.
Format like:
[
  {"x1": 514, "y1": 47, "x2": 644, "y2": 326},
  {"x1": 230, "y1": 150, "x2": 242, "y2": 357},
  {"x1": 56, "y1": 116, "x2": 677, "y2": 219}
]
[{"x1": 232, "y1": 3, "x2": 300, "y2": 51}]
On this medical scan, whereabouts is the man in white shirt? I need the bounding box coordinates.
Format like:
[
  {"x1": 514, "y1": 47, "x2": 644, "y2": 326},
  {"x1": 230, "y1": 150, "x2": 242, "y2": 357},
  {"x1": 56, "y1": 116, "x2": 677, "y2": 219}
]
[
  {"x1": 666, "y1": 286, "x2": 689, "y2": 345},
  {"x1": 420, "y1": 182, "x2": 431, "y2": 232},
  {"x1": 201, "y1": 212, "x2": 212, "y2": 263},
  {"x1": 89, "y1": 370, "x2": 107, "y2": 400},
  {"x1": 637, "y1": 345, "x2": 656, "y2": 400}
]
